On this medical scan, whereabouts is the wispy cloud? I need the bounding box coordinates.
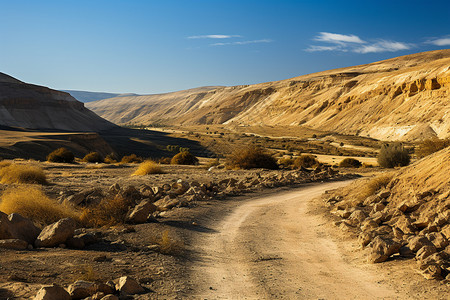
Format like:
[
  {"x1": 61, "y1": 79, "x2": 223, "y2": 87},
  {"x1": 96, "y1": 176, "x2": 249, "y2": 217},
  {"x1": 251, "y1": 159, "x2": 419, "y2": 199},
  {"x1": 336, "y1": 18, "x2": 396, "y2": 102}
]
[
  {"x1": 427, "y1": 36, "x2": 450, "y2": 46},
  {"x1": 314, "y1": 32, "x2": 365, "y2": 44},
  {"x1": 211, "y1": 39, "x2": 273, "y2": 46},
  {"x1": 306, "y1": 32, "x2": 412, "y2": 53},
  {"x1": 187, "y1": 34, "x2": 241, "y2": 39}
]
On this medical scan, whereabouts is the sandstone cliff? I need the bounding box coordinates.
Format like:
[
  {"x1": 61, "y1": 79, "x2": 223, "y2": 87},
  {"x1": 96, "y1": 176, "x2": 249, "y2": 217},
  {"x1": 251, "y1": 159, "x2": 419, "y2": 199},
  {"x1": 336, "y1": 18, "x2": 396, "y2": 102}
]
[
  {"x1": 87, "y1": 50, "x2": 450, "y2": 141},
  {"x1": 0, "y1": 73, "x2": 115, "y2": 132}
]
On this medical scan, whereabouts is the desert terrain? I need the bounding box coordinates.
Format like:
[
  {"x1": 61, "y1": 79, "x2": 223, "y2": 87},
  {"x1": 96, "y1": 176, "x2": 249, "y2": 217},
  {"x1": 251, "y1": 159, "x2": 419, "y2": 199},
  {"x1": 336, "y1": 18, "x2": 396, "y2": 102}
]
[{"x1": 0, "y1": 50, "x2": 449, "y2": 300}]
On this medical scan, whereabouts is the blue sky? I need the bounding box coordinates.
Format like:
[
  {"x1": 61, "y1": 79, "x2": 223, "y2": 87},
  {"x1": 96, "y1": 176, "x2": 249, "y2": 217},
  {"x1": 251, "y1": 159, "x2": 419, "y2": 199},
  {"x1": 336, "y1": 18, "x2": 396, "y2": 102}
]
[{"x1": 1, "y1": 0, "x2": 449, "y2": 94}]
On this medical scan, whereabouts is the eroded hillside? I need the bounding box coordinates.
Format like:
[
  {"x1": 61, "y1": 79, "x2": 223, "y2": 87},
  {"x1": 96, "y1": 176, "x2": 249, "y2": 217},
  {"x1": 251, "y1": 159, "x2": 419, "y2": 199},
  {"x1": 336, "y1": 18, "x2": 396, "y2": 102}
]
[{"x1": 87, "y1": 50, "x2": 450, "y2": 141}]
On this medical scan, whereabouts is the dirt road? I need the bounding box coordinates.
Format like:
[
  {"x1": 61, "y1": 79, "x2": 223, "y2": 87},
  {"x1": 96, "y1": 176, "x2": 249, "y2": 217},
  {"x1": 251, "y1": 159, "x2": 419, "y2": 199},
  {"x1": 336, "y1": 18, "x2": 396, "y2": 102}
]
[{"x1": 186, "y1": 181, "x2": 399, "y2": 299}]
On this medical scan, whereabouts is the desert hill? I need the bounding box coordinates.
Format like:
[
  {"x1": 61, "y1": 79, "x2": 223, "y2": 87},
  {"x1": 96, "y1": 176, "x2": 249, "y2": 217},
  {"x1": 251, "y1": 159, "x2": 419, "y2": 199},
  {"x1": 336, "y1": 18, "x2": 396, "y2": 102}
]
[
  {"x1": 0, "y1": 73, "x2": 115, "y2": 132},
  {"x1": 61, "y1": 90, "x2": 139, "y2": 103},
  {"x1": 87, "y1": 50, "x2": 450, "y2": 141}
]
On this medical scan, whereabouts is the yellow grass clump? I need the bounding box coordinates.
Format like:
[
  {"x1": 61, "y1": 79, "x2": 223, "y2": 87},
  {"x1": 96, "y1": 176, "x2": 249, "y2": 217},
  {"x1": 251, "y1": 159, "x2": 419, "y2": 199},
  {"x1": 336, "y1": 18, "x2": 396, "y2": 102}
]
[
  {"x1": 0, "y1": 186, "x2": 78, "y2": 226},
  {"x1": 79, "y1": 196, "x2": 133, "y2": 228},
  {"x1": 0, "y1": 163, "x2": 47, "y2": 184},
  {"x1": 133, "y1": 160, "x2": 164, "y2": 175},
  {"x1": 357, "y1": 173, "x2": 394, "y2": 201}
]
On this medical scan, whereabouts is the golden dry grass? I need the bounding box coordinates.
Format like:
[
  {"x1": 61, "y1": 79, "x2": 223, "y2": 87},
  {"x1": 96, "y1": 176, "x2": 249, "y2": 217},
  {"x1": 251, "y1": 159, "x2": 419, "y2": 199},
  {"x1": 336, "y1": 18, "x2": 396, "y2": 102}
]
[
  {"x1": 0, "y1": 163, "x2": 47, "y2": 184},
  {"x1": 157, "y1": 230, "x2": 185, "y2": 256},
  {"x1": 79, "y1": 196, "x2": 133, "y2": 228},
  {"x1": 133, "y1": 160, "x2": 163, "y2": 175},
  {"x1": 0, "y1": 186, "x2": 78, "y2": 226},
  {"x1": 357, "y1": 173, "x2": 394, "y2": 201}
]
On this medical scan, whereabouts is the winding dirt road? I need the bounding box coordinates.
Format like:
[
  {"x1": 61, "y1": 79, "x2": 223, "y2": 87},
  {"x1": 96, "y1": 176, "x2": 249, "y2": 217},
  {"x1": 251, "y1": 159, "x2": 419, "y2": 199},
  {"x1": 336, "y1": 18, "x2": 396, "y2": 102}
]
[{"x1": 187, "y1": 181, "x2": 400, "y2": 299}]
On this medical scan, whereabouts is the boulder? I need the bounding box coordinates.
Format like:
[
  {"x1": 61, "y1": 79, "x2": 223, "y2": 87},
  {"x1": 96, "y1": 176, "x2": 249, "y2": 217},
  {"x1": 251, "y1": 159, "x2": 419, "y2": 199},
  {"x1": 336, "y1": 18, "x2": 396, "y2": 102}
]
[
  {"x1": 0, "y1": 239, "x2": 28, "y2": 250},
  {"x1": 416, "y1": 245, "x2": 437, "y2": 261},
  {"x1": 440, "y1": 224, "x2": 450, "y2": 239},
  {"x1": 84, "y1": 292, "x2": 105, "y2": 300},
  {"x1": 417, "y1": 261, "x2": 442, "y2": 280},
  {"x1": 426, "y1": 232, "x2": 449, "y2": 250},
  {"x1": 408, "y1": 235, "x2": 433, "y2": 252},
  {"x1": 367, "y1": 236, "x2": 401, "y2": 263},
  {"x1": 394, "y1": 215, "x2": 416, "y2": 235},
  {"x1": 67, "y1": 280, "x2": 97, "y2": 299},
  {"x1": 35, "y1": 218, "x2": 76, "y2": 248},
  {"x1": 8, "y1": 213, "x2": 41, "y2": 244},
  {"x1": 0, "y1": 211, "x2": 14, "y2": 240},
  {"x1": 76, "y1": 232, "x2": 99, "y2": 246},
  {"x1": 126, "y1": 199, "x2": 157, "y2": 224},
  {"x1": 153, "y1": 196, "x2": 180, "y2": 210},
  {"x1": 348, "y1": 210, "x2": 366, "y2": 225},
  {"x1": 115, "y1": 276, "x2": 145, "y2": 294},
  {"x1": 371, "y1": 203, "x2": 385, "y2": 214},
  {"x1": 34, "y1": 284, "x2": 71, "y2": 300}
]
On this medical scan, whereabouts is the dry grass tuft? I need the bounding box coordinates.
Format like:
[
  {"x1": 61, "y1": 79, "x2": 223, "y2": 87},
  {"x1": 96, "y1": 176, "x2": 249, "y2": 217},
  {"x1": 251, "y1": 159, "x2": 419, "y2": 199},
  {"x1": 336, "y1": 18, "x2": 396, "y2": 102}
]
[
  {"x1": 74, "y1": 264, "x2": 103, "y2": 282},
  {"x1": 158, "y1": 230, "x2": 185, "y2": 256},
  {"x1": 79, "y1": 196, "x2": 133, "y2": 228},
  {"x1": 82, "y1": 152, "x2": 103, "y2": 163},
  {"x1": 47, "y1": 147, "x2": 75, "y2": 163},
  {"x1": 0, "y1": 186, "x2": 78, "y2": 226},
  {"x1": 416, "y1": 138, "x2": 450, "y2": 158},
  {"x1": 133, "y1": 160, "x2": 164, "y2": 175},
  {"x1": 120, "y1": 154, "x2": 143, "y2": 164},
  {"x1": 357, "y1": 173, "x2": 394, "y2": 201},
  {"x1": 227, "y1": 146, "x2": 278, "y2": 170},
  {"x1": 171, "y1": 151, "x2": 199, "y2": 165},
  {"x1": 0, "y1": 163, "x2": 47, "y2": 184},
  {"x1": 293, "y1": 154, "x2": 319, "y2": 169}
]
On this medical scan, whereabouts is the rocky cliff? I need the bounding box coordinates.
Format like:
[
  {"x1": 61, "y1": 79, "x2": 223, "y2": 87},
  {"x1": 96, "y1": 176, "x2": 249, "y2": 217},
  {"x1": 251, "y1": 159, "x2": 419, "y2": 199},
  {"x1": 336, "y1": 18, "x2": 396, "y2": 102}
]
[
  {"x1": 87, "y1": 50, "x2": 450, "y2": 141},
  {"x1": 0, "y1": 73, "x2": 115, "y2": 132}
]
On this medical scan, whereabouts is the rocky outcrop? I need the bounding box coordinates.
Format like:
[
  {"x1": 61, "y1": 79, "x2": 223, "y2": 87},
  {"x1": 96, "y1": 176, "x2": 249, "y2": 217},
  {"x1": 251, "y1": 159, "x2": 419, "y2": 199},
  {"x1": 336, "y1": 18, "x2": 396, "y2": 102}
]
[
  {"x1": 0, "y1": 72, "x2": 115, "y2": 132},
  {"x1": 87, "y1": 49, "x2": 450, "y2": 141}
]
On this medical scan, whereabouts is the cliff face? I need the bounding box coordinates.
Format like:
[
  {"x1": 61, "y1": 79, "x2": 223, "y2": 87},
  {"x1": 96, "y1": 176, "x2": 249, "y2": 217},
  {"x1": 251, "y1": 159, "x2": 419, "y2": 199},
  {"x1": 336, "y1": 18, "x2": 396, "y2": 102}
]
[
  {"x1": 87, "y1": 49, "x2": 450, "y2": 141},
  {"x1": 0, "y1": 73, "x2": 115, "y2": 132}
]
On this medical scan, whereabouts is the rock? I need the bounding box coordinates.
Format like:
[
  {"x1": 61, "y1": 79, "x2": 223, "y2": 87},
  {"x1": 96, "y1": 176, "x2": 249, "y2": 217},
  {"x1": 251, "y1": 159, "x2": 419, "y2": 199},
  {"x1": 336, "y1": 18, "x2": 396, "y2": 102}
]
[
  {"x1": 100, "y1": 295, "x2": 119, "y2": 300},
  {"x1": 394, "y1": 215, "x2": 416, "y2": 235},
  {"x1": 126, "y1": 199, "x2": 157, "y2": 224},
  {"x1": 0, "y1": 238, "x2": 28, "y2": 250},
  {"x1": 408, "y1": 235, "x2": 433, "y2": 252},
  {"x1": 367, "y1": 236, "x2": 401, "y2": 263},
  {"x1": 8, "y1": 213, "x2": 41, "y2": 244},
  {"x1": 363, "y1": 195, "x2": 382, "y2": 206},
  {"x1": 348, "y1": 210, "x2": 366, "y2": 225},
  {"x1": 358, "y1": 232, "x2": 375, "y2": 248},
  {"x1": 76, "y1": 232, "x2": 99, "y2": 246},
  {"x1": 35, "y1": 218, "x2": 76, "y2": 248},
  {"x1": 95, "y1": 283, "x2": 115, "y2": 295},
  {"x1": 67, "y1": 280, "x2": 96, "y2": 299},
  {"x1": 34, "y1": 284, "x2": 71, "y2": 300},
  {"x1": 417, "y1": 261, "x2": 442, "y2": 280},
  {"x1": 115, "y1": 276, "x2": 145, "y2": 294},
  {"x1": 416, "y1": 245, "x2": 437, "y2": 261},
  {"x1": 64, "y1": 193, "x2": 85, "y2": 206},
  {"x1": 171, "y1": 180, "x2": 190, "y2": 195},
  {"x1": 360, "y1": 218, "x2": 379, "y2": 232},
  {"x1": 399, "y1": 245, "x2": 414, "y2": 257},
  {"x1": 426, "y1": 232, "x2": 449, "y2": 250},
  {"x1": 336, "y1": 209, "x2": 352, "y2": 219},
  {"x1": 442, "y1": 224, "x2": 450, "y2": 239},
  {"x1": 0, "y1": 211, "x2": 14, "y2": 240},
  {"x1": 372, "y1": 203, "x2": 385, "y2": 213},
  {"x1": 84, "y1": 292, "x2": 105, "y2": 300},
  {"x1": 377, "y1": 190, "x2": 390, "y2": 199},
  {"x1": 153, "y1": 196, "x2": 180, "y2": 210},
  {"x1": 66, "y1": 236, "x2": 85, "y2": 249}
]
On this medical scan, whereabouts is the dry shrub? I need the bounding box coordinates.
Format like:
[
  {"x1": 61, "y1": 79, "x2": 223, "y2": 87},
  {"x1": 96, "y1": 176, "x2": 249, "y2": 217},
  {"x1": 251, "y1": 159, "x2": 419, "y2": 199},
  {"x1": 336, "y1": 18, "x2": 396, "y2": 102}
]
[
  {"x1": 158, "y1": 157, "x2": 172, "y2": 164},
  {"x1": 339, "y1": 158, "x2": 362, "y2": 168},
  {"x1": 278, "y1": 157, "x2": 294, "y2": 168},
  {"x1": 206, "y1": 158, "x2": 220, "y2": 168},
  {"x1": 79, "y1": 196, "x2": 133, "y2": 227},
  {"x1": 357, "y1": 173, "x2": 393, "y2": 201},
  {"x1": 133, "y1": 160, "x2": 163, "y2": 175},
  {"x1": 293, "y1": 154, "x2": 319, "y2": 168},
  {"x1": 0, "y1": 163, "x2": 47, "y2": 184},
  {"x1": 0, "y1": 161, "x2": 12, "y2": 169},
  {"x1": 120, "y1": 154, "x2": 143, "y2": 164},
  {"x1": 377, "y1": 143, "x2": 410, "y2": 168},
  {"x1": 227, "y1": 146, "x2": 278, "y2": 170},
  {"x1": 82, "y1": 152, "x2": 103, "y2": 163},
  {"x1": 0, "y1": 186, "x2": 78, "y2": 226},
  {"x1": 416, "y1": 138, "x2": 450, "y2": 158},
  {"x1": 74, "y1": 264, "x2": 103, "y2": 282},
  {"x1": 171, "y1": 151, "x2": 199, "y2": 165},
  {"x1": 158, "y1": 230, "x2": 184, "y2": 256},
  {"x1": 47, "y1": 147, "x2": 75, "y2": 163}
]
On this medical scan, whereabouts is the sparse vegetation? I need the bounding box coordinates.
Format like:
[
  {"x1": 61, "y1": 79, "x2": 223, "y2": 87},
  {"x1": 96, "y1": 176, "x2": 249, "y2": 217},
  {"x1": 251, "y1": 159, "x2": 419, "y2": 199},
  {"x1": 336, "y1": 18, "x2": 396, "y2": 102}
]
[
  {"x1": 227, "y1": 146, "x2": 278, "y2": 170},
  {"x1": 157, "y1": 230, "x2": 185, "y2": 256},
  {"x1": 74, "y1": 264, "x2": 103, "y2": 282},
  {"x1": 339, "y1": 158, "x2": 362, "y2": 168},
  {"x1": 357, "y1": 173, "x2": 393, "y2": 201},
  {"x1": 104, "y1": 153, "x2": 119, "y2": 164},
  {"x1": 415, "y1": 138, "x2": 450, "y2": 158},
  {"x1": 133, "y1": 160, "x2": 164, "y2": 175},
  {"x1": 171, "y1": 151, "x2": 199, "y2": 165},
  {"x1": 0, "y1": 186, "x2": 78, "y2": 226},
  {"x1": 293, "y1": 154, "x2": 319, "y2": 168},
  {"x1": 79, "y1": 196, "x2": 133, "y2": 227},
  {"x1": 120, "y1": 154, "x2": 143, "y2": 164},
  {"x1": 0, "y1": 163, "x2": 47, "y2": 184},
  {"x1": 47, "y1": 147, "x2": 75, "y2": 163},
  {"x1": 82, "y1": 152, "x2": 103, "y2": 163},
  {"x1": 158, "y1": 157, "x2": 172, "y2": 164},
  {"x1": 278, "y1": 157, "x2": 294, "y2": 168},
  {"x1": 377, "y1": 143, "x2": 410, "y2": 168},
  {"x1": 206, "y1": 158, "x2": 220, "y2": 168}
]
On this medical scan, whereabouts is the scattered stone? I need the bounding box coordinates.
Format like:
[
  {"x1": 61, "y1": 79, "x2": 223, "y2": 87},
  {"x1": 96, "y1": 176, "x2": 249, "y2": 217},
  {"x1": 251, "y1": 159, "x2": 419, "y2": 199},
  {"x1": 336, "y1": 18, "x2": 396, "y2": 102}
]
[
  {"x1": 8, "y1": 213, "x2": 41, "y2": 244},
  {"x1": 35, "y1": 218, "x2": 76, "y2": 248},
  {"x1": 100, "y1": 295, "x2": 119, "y2": 300},
  {"x1": 426, "y1": 232, "x2": 449, "y2": 250},
  {"x1": 126, "y1": 199, "x2": 157, "y2": 224},
  {"x1": 67, "y1": 280, "x2": 96, "y2": 299},
  {"x1": 34, "y1": 284, "x2": 71, "y2": 300},
  {"x1": 416, "y1": 245, "x2": 437, "y2": 261},
  {"x1": 378, "y1": 190, "x2": 390, "y2": 199},
  {"x1": 368, "y1": 236, "x2": 401, "y2": 263},
  {"x1": 408, "y1": 236, "x2": 433, "y2": 252},
  {"x1": 0, "y1": 239, "x2": 28, "y2": 250},
  {"x1": 115, "y1": 276, "x2": 145, "y2": 295}
]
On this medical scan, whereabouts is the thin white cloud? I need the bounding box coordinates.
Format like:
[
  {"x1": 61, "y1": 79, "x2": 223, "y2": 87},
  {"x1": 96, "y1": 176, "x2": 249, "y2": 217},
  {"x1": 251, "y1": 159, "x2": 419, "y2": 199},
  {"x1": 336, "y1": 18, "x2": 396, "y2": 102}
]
[
  {"x1": 211, "y1": 39, "x2": 273, "y2": 46},
  {"x1": 314, "y1": 32, "x2": 365, "y2": 44},
  {"x1": 427, "y1": 36, "x2": 450, "y2": 46},
  {"x1": 187, "y1": 34, "x2": 241, "y2": 39},
  {"x1": 306, "y1": 32, "x2": 412, "y2": 54},
  {"x1": 354, "y1": 40, "x2": 411, "y2": 53}
]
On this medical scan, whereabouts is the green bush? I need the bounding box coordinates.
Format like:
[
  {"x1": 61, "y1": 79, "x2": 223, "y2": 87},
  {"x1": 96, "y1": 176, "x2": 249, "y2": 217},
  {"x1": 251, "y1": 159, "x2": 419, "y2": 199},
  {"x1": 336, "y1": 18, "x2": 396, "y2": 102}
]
[
  {"x1": 226, "y1": 146, "x2": 278, "y2": 170},
  {"x1": 82, "y1": 152, "x2": 103, "y2": 163},
  {"x1": 47, "y1": 147, "x2": 75, "y2": 163},
  {"x1": 339, "y1": 158, "x2": 362, "y2": 168},
  {"x1": 293, "y1": 155, "x2": 319, "y2": 168},
  {"x1": 171, "y1": 151, "x2": 199, "y2": 165},
  {"x1": 377, "y1": 143, "x2": 410, "y2": 168},
  {"x1": 415, "y1": 138, "x2": 450, "y2": 158}
]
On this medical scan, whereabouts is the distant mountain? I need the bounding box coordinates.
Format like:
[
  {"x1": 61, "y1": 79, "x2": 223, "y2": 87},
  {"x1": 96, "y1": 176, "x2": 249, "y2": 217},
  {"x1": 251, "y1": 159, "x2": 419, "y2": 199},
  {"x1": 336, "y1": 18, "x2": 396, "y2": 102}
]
[
  {"x1": 87, "y1": 50, "x2": 450, "y2": 141},
  {"x1": 61, "y1": 90, "x2": 139, "y2": 103},
  {"x1": 0, "y1": 73, "x2": 116, "y2": 132}
]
